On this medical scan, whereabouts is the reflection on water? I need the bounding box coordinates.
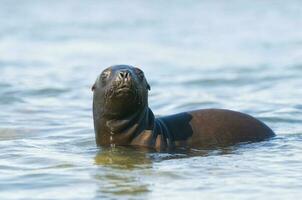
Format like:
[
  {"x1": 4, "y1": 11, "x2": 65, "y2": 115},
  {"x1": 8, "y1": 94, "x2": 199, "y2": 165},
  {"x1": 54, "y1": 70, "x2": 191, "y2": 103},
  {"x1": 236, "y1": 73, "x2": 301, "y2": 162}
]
[
  {"x1": 94, "y1": 147, "x2": 153, "y2": 169},
  {"x1": 1, "y1": 0, "x2": 302, "y2": 199},
  {"x1": 94, "y1": 147, "x2": 152, "y2": 199},
  {"x1": 92, "y1": 145, "x2": 232, "y2": 199}
]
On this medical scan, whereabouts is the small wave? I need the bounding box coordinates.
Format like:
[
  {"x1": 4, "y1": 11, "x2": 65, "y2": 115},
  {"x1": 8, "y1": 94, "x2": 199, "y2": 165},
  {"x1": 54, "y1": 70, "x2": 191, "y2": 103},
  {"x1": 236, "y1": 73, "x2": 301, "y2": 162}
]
[
  {"x1": 259, "y1": 116, "x2": 302, "y2": 124},
  {"x1": 0, "y1": 128, "x2": 34, "y2": 141},
  {"x1": 24, "y1": 88, "x2": 70, "y2": 97}
]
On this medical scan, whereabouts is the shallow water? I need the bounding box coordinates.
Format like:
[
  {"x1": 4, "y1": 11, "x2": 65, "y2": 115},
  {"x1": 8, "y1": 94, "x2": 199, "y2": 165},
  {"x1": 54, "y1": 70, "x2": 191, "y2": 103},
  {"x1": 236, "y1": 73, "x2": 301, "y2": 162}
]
[{"x1": 1, "y1": 0, "x2": 302, "y2": 199}]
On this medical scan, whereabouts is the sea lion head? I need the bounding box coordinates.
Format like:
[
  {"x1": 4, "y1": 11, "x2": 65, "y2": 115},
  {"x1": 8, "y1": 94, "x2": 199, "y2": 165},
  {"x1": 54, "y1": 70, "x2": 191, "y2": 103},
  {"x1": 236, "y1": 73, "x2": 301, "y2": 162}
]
[{"x1": 92, "y1": 65, "x2": 150, "y2": 119}]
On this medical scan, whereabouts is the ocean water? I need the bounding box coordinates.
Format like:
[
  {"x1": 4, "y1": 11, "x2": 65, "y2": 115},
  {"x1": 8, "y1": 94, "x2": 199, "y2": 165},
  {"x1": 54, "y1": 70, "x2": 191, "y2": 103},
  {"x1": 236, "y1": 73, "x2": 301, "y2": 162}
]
[{"x1": 0, "y1": 0, "x2": 302, "y2": 199}]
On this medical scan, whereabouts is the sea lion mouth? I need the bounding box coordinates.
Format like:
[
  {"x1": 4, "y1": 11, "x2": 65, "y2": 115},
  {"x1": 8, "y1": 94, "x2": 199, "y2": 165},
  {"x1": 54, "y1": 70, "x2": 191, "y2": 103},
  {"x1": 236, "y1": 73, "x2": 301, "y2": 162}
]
[
  {"x1": 117, "y1": 83, "x2": 131, "y2": 89},
  {"x1": 116, "y1": 87, "x2": 132, "y2": 95},
  {"x1": 110, "y1": 81, "x2": 137, "y2": 98}
]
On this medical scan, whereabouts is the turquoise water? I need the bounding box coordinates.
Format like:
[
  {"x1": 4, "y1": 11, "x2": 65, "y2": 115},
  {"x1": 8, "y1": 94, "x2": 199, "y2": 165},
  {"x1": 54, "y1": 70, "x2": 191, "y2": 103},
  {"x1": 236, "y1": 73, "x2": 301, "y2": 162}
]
[{"x1": 0, "y1": 1, "x2": 302, "y2": 199}]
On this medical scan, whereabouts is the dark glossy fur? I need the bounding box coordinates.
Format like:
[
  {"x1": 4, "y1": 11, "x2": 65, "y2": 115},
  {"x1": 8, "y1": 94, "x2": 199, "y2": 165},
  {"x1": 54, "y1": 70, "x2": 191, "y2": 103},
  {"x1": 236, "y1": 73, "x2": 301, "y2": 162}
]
[{"x1": 92, "y1": 65, "x2": 275, "y2": 150}]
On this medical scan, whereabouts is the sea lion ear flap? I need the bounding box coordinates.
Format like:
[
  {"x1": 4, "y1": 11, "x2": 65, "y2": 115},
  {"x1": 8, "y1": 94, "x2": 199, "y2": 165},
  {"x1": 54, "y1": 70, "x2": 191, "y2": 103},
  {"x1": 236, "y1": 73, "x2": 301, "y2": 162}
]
[
  {"x1": 91, "y1": 83, "x2": 96, "y2": 91},
  {"x1": 147, "y1": 82, "x2": 151, "y2": 91}
]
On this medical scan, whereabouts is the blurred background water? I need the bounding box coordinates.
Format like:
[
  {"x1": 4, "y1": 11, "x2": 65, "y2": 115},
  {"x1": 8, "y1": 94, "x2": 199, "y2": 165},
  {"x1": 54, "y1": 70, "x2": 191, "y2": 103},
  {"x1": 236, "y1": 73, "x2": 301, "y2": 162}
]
[{"x1": 0, "y1": 0, "x2": 302, "y2": 199}]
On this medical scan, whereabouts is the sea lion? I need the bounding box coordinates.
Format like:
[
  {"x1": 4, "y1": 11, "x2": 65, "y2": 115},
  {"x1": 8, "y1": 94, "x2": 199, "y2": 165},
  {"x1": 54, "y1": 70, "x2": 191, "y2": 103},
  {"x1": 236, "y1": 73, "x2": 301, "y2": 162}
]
[{"x1": 92, "y1": 65, "x2": 275, "y2": 151}]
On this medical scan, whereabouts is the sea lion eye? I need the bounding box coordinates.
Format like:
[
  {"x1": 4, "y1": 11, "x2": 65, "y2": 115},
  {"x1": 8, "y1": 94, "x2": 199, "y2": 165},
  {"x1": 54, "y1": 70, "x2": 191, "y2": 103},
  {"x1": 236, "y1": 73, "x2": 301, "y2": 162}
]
[
  {"x1": 100, "y1": 70, "x2": 111, "y2": 85},
  {"x1": 101, "y1": 70, "x2": 110, "y2": 80},
  {"x1": 134, "y1": 67, "x2": 145, "y2": 80},
  {"x1": 134, "y1": 67, "x2": 151, "y2": 90}
]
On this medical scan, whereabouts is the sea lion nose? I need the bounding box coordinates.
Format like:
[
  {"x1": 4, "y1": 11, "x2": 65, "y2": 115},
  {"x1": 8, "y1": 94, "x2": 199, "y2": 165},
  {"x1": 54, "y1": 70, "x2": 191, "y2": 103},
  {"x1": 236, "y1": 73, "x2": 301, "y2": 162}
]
[{"x1": 117, "y1": 70, "x2": 131, "y2": 82}]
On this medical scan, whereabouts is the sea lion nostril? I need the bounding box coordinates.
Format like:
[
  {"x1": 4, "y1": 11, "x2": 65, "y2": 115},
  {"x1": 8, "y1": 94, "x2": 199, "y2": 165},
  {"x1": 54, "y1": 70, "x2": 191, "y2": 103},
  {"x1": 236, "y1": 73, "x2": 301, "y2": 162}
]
[{"x1": 118, "y1": 71, "x2": 131, "y2": 82}]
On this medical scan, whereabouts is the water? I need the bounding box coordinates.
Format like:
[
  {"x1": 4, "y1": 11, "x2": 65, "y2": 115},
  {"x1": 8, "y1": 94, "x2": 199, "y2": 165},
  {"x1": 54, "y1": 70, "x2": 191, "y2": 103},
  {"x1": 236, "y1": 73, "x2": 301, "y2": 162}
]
[{"x1": 0, "y1": 0, "x2": 302, "y2": 199}]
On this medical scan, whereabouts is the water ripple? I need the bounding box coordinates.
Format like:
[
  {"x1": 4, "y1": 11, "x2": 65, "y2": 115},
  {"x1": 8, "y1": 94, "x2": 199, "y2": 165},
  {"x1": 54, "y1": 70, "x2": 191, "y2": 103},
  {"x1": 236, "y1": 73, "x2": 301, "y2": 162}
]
[{"x1": 1, "y1": 0, "x2": 302, "y2": 200}]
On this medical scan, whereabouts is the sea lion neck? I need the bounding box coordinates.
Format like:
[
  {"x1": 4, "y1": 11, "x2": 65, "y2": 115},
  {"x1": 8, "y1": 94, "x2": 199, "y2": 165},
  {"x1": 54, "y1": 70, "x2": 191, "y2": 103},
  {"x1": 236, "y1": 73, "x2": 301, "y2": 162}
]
[
  {"x1": 105, "y1": 106, "x2": 149, "y2": 133},
  {"x1": 94, "y1": 105, "x2": 156, "y2": 147}
]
